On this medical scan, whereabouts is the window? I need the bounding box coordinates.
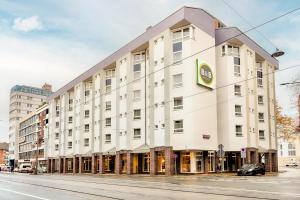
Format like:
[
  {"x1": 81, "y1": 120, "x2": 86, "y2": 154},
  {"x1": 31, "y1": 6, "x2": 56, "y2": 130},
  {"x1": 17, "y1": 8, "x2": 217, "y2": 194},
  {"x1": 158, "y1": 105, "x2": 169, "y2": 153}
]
[
  {"x1": 288, "y1": 143, "x2": 296, "y2": 156},
  {"x1": 259, "y1": 130, "x2": 265, "y2": 140},
  {"x1": 68, "y1": 117, "x2": 73, "y2": 124},
  {"x1": 222, "y1": 45, "x2": 226, "y2": 56},
  {"x1": 173, "y1": 73, "x2": 183, "y2": 88},
  {"x1": 85, "y1": 110, "x2": 90, "y2": 118},
  {"x1": 172, "y1": 28, "x2": 190, "y2": 63},
  {"x1": 258, "y1": 95, "x2": 264, "y2": 105},
  {"x1": 227, "y1": 45, "x2": 239, "y2": 57},
  {"x1": 84, "y1": 124, "x2": 89, "y2": 132},
  {"x1": 106, "y1": 78, "x2": 112, "y2": 94},
  {"x1": 105, "y1": 134, "x2": 111, "y2": 143},
  {"x1": 133, "y1": 128, "x2": 141, "y2": 139},
  {"x1": 68, "y1": 129, "x2": 72, "y2": 137},
  {"x1": 105, "y1": 101, "x2": 111, "y2": 111},
  {"x1": 181, "y1": 152, "x2": 191, "y2": 173},
  {"x1": 105, "y1": 118, "x2": 111, "y2": 127},
  {"x1": 68, "y1": 142, "x2": 72, "y2": 149},
  {"x1": 84, "y1": 138, "x2": 89, "y2": 146},
  {"x1": 235, "y1": 125, "x2": 242, "y2": 136},
  {"x1": 258, "y1": 113, "x2": 264, "y2": 122},
  {"x1": 133, "y1": 109, "x2": 141, "y2": 120},
  {"x1": 174, "y1": 97, "x2": 183, "y2": 110},
  {"x1": 234, "y1": 85, "x2": 241, "y2": 96},
  {"x1": 55, "y1": 132, "x2": 59, "y2": 139},
  {"x1": 234, "y1": 57, "x2": 241, "y2": 76},
  {"x1": 257, "y1": 63, "x2": 263, "y2": 87},
  {"x1": 55, "y1": 122, "x2": 59, "y2": 128},
  {"x1": 133, "y1": 90, "x2": 141, "y2": 101},
  {"x1": 235, "y1": 105, "x2": 242, "y2": 116},
  {"x1": 85, "y1": 90, "x2": 90, "y2": 97},
  {"x1": 174, "y1": 120, "x2": 183, "y2": 133},
  {"x1": 55, "y1": 144, "x2": 59, "y2": 151},
  {"x1": 195, "y1": 152, "x2": 204, "y2": 173},
  {"x1": 133, "y1": 64, "x2": 141, "y2": 79}
]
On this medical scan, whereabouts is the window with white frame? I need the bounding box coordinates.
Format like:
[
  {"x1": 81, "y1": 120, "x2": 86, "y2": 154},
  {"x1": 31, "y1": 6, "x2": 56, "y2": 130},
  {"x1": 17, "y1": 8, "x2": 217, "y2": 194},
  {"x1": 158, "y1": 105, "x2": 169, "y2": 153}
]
[
  {"x1": 259, "y1": 130, "x2": 265, "y2": 140},
  {"x1": 234, "y1": 85, "x2": 241, "y2": 96},
  {"x1": 173, "y1": 73, "x2": 183, "y2": 88},
  {"x1": 55, "y1": 132, "x2": 59, "y2": 139},
  {"x1": 84, "y1": 110, "x2": 89, "y2": 118},
  {"x1": 258, "y1": 95, "x2": 264, "y2": 105},
  {"x1": 105, "y1": 78, "x2": 112, "y2": 94},
  {"x1": 258, "y1": 112, "x2": 264, "y2": 122},
  {"x1": 84, "y1": 138, "x2": 89, "y2": 146},
  {"x1": 105, "y1": 101, "x2": 111, "y2": 111},
  {"x1": 84, "y1": 124, "x2": 89, "y2": 132},
  {"x1": 105, "y1": 118, "x2": 111, "y2": 127},
  {"x1": 172, "y1": 27, "x2": 191, "y2": 63},
  {"x1": 68, "y1": 116, "x2": 73, "y2": 124},
  {"x1": 174, "y1": 97, "x2": 183, "y2": 110},
  {"x1": 133, "y1": 90, "x2": 141, "y2": 101},
  {"x1": 227, "y1": 45, "x2": 239, "y2": 57},
  {"x1": 68, "y1": 142, "x2": 72, "y2": 149},
  {"x1": 257, "y1": 62, "x2": 263, "y2": 87},
  {"x1": 234, "y1": 57, "x2": 241, "y2": 76},
  {"x1": 133, "y1": 109, "x2": 141, "y2": 120},
  {"x1": 174, "y1": 120, "x2": 183, "y2": 133},
  {"x1": 68, "y1": 129, "x2": 72, "y2": 137},
  {"x1": 55, "y1": 144, "x2": 59, "y2": 151},
  {"x1": 288, "y1": 143, "x2": 296, "y2": 156},
  {"x1": 105, "y1": 134, "x2": 111, "y2": 143},
  {"x1": 235, "y1": 125, "x2": 242, "y2": 136},
  {"x1": 133, "y1": 128, "x2": 141, "y2": 139},
  {"x1": 133, "y1": 63, "x2": 141, "y2": 79},
  {"x1": 235, "y1": 105, "x2": 242, "y2": 116},
  {"x1": 133, "y1": 53, "x2": 144, "y2": 79}
]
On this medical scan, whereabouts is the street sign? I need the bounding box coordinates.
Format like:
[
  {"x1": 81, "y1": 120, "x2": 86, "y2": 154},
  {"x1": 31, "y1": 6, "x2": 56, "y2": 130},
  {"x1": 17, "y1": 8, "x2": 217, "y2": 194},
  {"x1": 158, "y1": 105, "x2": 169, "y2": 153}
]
[
  {"x1": 241, "y1": 148, "x2": 246, "y2": 159},
  {"x1": 217, "y1": 144, "x2": 225, "y2": 157}
]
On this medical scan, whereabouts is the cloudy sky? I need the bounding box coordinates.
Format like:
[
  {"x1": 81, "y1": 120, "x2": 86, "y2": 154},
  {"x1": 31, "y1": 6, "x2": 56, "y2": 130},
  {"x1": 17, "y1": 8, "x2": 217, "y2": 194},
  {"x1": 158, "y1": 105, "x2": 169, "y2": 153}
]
[{"x1": 0, "y1": 0, "x2": 300, "y2": 142}]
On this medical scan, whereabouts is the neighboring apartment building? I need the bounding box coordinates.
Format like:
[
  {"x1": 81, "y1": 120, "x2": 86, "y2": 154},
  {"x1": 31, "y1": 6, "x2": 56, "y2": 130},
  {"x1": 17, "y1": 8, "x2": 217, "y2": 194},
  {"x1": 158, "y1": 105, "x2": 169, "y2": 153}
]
[
  {"x1": 18, "y1": 104, "x2": 49, "y2": 169},
  {"x1": 8, "y1": 84, "x2": 52, "y2": 168},
  {"x1": 0, "y1": 142, "x2": 9, "y2": 165},
  {"x1": 47, "y1": 7, "x2": 278, "y2": 175},
  {"x1": 278, "y1": 95, "x2": 300, "y2": 166}
]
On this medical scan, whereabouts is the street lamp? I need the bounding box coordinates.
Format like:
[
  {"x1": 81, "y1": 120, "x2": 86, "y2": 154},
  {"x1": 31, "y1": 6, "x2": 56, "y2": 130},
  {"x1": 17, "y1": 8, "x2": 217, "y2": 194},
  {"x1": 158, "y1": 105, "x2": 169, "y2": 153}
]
[{"x1": 271, "y1": 48, "x2": 285, "y2": 58}]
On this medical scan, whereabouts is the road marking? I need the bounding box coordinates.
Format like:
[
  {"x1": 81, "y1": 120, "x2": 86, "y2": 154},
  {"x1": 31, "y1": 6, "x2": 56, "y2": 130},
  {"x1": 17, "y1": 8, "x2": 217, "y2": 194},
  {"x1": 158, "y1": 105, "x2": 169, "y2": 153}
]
[{"x1": 0, "y1": 187, "x2": 50, "y2": 200}]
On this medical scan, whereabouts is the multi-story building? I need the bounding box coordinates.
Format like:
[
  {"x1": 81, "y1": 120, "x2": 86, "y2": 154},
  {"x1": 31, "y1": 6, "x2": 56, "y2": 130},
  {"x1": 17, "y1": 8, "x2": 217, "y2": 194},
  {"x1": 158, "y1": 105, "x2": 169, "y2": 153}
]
[
  {"x1": 8, "y1": 83, "x2": 52, "y2": 168},
  {"x1": 0, "y1": 142, "x2": 9, "y2": 166},
  {"x1": 47, "y1": 6, "x2": 278, "y2": 175},
  {"x1": 18, "y1": 104, "x2": 49, "y2": 169}
]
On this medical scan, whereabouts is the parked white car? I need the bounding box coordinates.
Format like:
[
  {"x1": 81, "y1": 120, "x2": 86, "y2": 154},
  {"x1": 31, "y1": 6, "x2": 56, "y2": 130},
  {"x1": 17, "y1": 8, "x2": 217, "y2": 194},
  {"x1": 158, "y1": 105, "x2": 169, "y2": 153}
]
[
  {"x1": 19, "y1": 163, "x2": 33, "y2": 173},
  {"x1": 286, "y1": 162, "x2": 298, "y2": 167}
]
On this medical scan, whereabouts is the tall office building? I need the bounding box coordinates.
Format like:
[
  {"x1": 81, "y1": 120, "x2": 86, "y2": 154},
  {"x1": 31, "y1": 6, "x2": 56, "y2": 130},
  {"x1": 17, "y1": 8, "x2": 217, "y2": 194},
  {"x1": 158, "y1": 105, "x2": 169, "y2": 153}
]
[
  {"x1": 8, "y1": 83, "x2": 52, "y2": 167},
  {"x1": 47, "y1": 7, "x2": 278, "y2": 175}
]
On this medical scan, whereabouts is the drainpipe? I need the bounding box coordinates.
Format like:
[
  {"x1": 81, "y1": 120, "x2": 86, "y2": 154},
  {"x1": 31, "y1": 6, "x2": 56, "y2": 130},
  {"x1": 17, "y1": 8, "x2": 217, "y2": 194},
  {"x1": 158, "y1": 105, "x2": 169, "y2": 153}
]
[{"x1": 144, "y1": 50, "x2": 147, "y2": 145}]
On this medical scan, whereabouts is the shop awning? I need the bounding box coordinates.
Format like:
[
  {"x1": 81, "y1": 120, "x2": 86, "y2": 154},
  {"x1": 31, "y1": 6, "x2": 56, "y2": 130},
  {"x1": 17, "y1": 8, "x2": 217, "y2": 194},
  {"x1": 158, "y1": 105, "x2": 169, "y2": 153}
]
[
  {"x1": 103, "y1": 147, "x2": 116, "y2": 155},
  {"x1": 132, "y1": 144, "x2": 150, "y2": 154}
]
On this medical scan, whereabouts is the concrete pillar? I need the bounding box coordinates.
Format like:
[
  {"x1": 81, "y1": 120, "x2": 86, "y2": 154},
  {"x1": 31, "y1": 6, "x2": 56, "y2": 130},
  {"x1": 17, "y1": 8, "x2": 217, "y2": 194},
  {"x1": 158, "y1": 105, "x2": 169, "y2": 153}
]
[
  {"x1": 73, "y1": 156, "x2": 76, "y2": 174},
  {"x1": 92, "y1": 154, "x2": 96, "y2": 174},
  {"x1": 63, "y1": 158, "x2": 66, "y2": 174},
  {"x1": 204, "y1": 151, "x2": 209, "y2": 174},
  {"x1": 165, "y1": 147, "x2": 174, "y2": 176},
  {"x1": 47, "y1": 159, "x2": 51, "y2": 173},
  {"x1": 52, "y1": 159, "x2": 56, "y2": 173},
  {"x1": 126, "y1": 152, "x2": 133, "y2": 175},
  {"x1": 79, "y1": 156, "x2": 83, "y2": 174},
  {"x1": 99, "y1": 154, "x2": 105, "y2": 174},
  {"x1": 150, "y1": 148, "x2": 157, "y2": 176},
  {"x1": 115, "y1": 152, "x2": 121, "y2": 175}
]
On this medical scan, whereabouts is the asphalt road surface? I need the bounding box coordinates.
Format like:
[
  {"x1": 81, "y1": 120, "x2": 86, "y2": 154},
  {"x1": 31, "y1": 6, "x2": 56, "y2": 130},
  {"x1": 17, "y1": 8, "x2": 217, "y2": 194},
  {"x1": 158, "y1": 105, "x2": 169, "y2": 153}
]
[{"x1": 0, "y1": 167, "x2": 299, "y2": 200}]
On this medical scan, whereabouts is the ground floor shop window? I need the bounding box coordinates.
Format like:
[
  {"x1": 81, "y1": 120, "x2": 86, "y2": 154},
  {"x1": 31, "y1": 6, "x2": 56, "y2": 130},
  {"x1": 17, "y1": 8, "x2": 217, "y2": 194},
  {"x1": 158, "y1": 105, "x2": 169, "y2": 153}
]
[
  {"x1": 157, "y1": 152, "x2": 165, "y2": 173},
  {"x1": 143, "y1": 153, "x2": 150, "y2": 172},
  {"x1": 67, "y1": 160, "x2": 73, "y2": 171},
  {"x1": 121, "y1": 154, "x2": 127, "y2": 173},
  {"x1": 181, "y1": 152, "x2": 191, "y2": 173},
  {"x1": 104, "y1": 156, "x2": 114, "y2": 172},
  {"x1": 83, "y1": 158, "x2": 91, "y2": 172},
  {"x1": 208, "y1": 151, "x2": 215, "y2": 172},
  {"x1": 231, "y1": 153, "x2": 237, "y2": 171},
  {"x1": 195, "y1": 151, "x2": 204, "y2": 173},
  {"x1": 222, "y1": 156, "x2": 228, "y2": 171}
]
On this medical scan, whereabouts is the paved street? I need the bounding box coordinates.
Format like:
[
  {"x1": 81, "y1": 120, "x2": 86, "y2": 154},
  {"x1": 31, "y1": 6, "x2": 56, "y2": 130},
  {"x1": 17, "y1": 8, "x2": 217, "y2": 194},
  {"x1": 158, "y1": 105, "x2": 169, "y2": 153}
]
[{"x1": 0, "y1": 167, "x2": 299, "y2": 200}]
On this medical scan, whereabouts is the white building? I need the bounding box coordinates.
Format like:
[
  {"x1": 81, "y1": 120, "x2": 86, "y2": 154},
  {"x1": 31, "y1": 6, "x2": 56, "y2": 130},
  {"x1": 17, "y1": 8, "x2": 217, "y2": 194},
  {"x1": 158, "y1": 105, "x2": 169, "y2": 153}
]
[
  {"x1": 8, "y1": 84, "x2": 52, "y2": 168},
  {"x1": 47, "y1": 7, "x2": 278, "y2": 175}
]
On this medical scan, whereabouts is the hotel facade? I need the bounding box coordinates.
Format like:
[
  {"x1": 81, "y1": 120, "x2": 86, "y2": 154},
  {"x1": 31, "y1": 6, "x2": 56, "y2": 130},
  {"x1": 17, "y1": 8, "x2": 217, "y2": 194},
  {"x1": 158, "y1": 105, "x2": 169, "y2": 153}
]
[{"x1": 47, "y1": 7, "x2": 278, "y2": 175}]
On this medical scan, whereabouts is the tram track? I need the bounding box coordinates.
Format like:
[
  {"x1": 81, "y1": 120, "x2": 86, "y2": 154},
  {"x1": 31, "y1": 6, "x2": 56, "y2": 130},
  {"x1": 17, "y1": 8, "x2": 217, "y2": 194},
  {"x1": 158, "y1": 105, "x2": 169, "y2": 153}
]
[{"x1": 0, "y1": 175, "x2": 292, "y2": 200}]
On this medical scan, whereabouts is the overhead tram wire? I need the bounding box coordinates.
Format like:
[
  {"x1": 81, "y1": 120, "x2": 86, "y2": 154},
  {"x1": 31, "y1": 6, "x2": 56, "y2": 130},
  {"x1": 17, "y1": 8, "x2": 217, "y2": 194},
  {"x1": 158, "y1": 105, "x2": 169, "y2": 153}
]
[
  {"x1": 69, "y1": 63, "x2": 300, "y2": 131},
  {"x1": 221, "y1": 0, "x2": 278, "y2": 50},
  {"x1": 55, "y1": 7, "x2": 300, "y2": 123}
]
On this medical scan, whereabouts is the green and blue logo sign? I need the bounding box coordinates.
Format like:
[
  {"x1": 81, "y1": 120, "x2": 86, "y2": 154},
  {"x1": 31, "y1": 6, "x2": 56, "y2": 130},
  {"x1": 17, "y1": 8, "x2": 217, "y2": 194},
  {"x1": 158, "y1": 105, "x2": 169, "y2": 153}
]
[{"x1": 196, "y1": 59, "x2": 213, "y2": 89}]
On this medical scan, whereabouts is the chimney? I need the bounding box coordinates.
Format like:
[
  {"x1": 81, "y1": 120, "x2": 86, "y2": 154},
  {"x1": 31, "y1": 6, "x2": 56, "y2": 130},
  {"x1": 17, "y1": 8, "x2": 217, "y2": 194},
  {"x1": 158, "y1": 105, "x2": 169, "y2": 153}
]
[{"x1": 42, "y1": 83, "x2": 52, "y2": 92}]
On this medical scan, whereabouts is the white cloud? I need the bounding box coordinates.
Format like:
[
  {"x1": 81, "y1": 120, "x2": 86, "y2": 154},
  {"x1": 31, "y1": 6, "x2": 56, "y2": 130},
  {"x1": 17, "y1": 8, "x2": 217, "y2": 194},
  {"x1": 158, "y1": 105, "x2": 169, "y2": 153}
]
[{"x1": 12, "y1": 15, "x2": 43, "y2": 32}]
